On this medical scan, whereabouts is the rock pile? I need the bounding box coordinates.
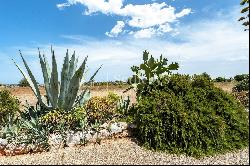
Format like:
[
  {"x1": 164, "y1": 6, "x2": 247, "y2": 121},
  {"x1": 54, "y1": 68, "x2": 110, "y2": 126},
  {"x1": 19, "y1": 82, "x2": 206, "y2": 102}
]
[{"x1": 0, "y1": 122, "x2": 135, "y2": 156}]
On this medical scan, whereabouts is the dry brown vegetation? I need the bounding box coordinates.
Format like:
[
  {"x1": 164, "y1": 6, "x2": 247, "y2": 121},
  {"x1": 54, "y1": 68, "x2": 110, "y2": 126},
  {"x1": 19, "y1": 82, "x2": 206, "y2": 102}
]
[
  {"x1": 214, "y1": 81, "x2": 237, "y2": 93},
  {"x1": 0, "y1": 82, "x2": 236, "y2": 109},
  {"x1": 0, "y1": 85, "x2": 136, "y2": 110}
]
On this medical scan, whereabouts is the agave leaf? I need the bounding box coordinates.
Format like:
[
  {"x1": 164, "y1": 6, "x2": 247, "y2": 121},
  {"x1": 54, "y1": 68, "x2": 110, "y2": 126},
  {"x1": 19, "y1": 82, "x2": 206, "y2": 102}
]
[
  {"x1": 87, "y1": 65, "x2": 102, "y2": 83},
  {"x1": 68, "y1": 51, "x2": 76, "y2": 81},
  {"x1": 43, "y1": 54, "x2": 51, "y2": 79},
  {"x1": 75, "y1": 65, "x2": 102, "y2": 105},
  {"x1": 74, "y1": 56, "x2": 79, "y2": 73},
  {"x1": 39, "y1": 51, "x2": 53, "y2": 107},
  {"x1": 79, "y1": 89, "x2": 90, "y2": 106},
  {"x1": 13, "y1": 61, "x2": 38, "y2": 97},
  {"x1": 13, "y1": 53, "x2": 48, "y2": 109},
  {"x1": 64, "y1": 51, "x2": 76, "y2": 99},
  {"x1": 50, "y1": 50, "x2": 59, "y2": 108},
  {"x1": 58, "y1": 50, "x2": 70, "y2": 108},
  {"x1": 64, "y1": 57, "x2": 88, "y2": 111},
  {"x1": 74, "y1": 88, "x2": 89, "y2": 107}
]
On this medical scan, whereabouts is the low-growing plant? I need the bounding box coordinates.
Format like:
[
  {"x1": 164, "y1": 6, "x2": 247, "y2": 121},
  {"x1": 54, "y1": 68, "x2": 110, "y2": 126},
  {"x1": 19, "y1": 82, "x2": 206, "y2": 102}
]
[
  {"x1": 129, "y1": 74, "x2": 249, "y2": 158},
  {"x1": 0, "y1": 90, "x2": 20, "y2": 126},
  {"x1": 1, "y1": 105, "x2": 50, "y2": 150},
  {"x1": 86, "y1": 92, "x2": 120, "y2": 124},
  {"x1": 40, "y1": 106, "x2": 87, "y2": 132}
]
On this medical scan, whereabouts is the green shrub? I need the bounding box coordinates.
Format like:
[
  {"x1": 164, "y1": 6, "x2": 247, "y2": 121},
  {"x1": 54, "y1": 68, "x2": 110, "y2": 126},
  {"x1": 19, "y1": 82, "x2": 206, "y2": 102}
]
[
  {"x1": 130, "y1": 74, "x2": 249, "y2": 158},
  {"x1": 200, "y1": 72, "x2": 212, "y2": 81},
  {"x1": 127, "y1": 50, "x2": 179, "y2": 98},
  {"x1": 233, "y1": 76, "x2": 249, "y2": 92},
  {"x1": 86, "y1": 92, "x2": 120, "y2": 123},
  {"x1": 215, "y1": 77, "x2": 226, "y2": 82},
  {"x1": 0, "y1": 90, "x2": 20, "y2": 125},
  {"x1": 39, "y1": 107, "x2": 86, "y2": 132},
  {"x1": 234, "y1": 74, "x2": 249, "y2": 82},
  {"x1": 18, "y1": 78, "x2": 29, "y2": 87}
]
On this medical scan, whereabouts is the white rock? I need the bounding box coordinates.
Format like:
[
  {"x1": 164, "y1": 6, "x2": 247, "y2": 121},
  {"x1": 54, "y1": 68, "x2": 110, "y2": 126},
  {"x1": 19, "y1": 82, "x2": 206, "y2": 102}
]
[
  {"x1": 0, "y1": 138, "x2": 8, "y2": 147},
  {"x1": 66, "y1": 132, "x2": 81, "y2": 147},
  {"x1": 49, "y1": 134, "x2": 63, "y2": 146},
  {"x1": 99, "y1": 129, "x2": 110, "y2": 138},
  {"x1": 117, "y1": 122, "x2": 128, "y2": 130},
  {"x1": 110, "y1": 123, "x2": 123, "y2": 134},
  {"x1": 80, "y1": 131, "x2": 92, "y2": 141}
]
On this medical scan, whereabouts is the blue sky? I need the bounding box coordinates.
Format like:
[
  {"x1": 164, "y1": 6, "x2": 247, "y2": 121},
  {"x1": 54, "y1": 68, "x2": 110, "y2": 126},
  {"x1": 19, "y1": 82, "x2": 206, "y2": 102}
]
[{"x1": 0, "y1": 0, "x2": 249, "y2": 84}]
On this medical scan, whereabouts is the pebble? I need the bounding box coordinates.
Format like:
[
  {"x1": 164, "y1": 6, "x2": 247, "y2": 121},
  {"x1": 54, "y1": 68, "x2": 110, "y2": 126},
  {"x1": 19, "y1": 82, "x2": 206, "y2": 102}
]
[{"x1": 0, "y1": 138, "x2": 248, "y2": 165}]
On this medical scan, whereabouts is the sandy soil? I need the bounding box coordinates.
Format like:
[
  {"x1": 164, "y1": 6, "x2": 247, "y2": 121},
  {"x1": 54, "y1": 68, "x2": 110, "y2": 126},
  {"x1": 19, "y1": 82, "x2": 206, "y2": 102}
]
[
  {"x1": 1, "y1": 86, "x2": 136, "y2": 109},
  {"x1": 0, "y1": 138, "x2": 248, "y2": 165}
]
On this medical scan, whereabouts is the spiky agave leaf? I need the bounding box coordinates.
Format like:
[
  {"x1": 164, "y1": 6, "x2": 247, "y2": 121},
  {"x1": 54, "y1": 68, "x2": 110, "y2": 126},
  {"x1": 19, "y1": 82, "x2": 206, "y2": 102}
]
[
  {"x1": 75, "y1": 65, "x2": 102, "y2": 106},
  {"x1": 58, "y1": 50, "x2": 70, "y2": 107},
  {"x1": 39, "y1": 49, "x2": 53, "y2": 108},
  {"x1": 63, "y1": 56, "x2": 88, "y2": 111},
  {"x1": 13, "y1": 51, "x2": 48, "y2": 109},
  {"x1": 50, "y1": 50, "x2": 59, "y2": 108}
]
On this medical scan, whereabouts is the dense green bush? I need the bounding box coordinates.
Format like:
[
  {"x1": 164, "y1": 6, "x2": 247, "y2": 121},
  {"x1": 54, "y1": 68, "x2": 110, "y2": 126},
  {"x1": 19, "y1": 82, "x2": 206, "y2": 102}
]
[
  {"x1": 215, "y1": 77, "x2": 226, "y2": 82},
  {"x1": 200, "y1": 72, "x2": 212, "y2": 81},
  {"x1": 234, "y1": 74, "x2": 249, "y2": 82},
  {"x1": 233, "y1": 76, "x2": 249, "y2": 92},
  {"x1": 0, "y1": 90, "x2": 20, "y2": 125},
  {"x1": 129, "y1": 74, "x2": 249, "y2": 158},
  {"x1": 18, "y1": 78, "x2": 29, "y2": 87}
]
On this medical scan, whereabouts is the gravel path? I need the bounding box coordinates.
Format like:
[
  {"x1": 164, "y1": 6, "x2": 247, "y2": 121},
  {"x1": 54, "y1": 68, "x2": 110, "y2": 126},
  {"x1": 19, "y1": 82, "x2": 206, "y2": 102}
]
[{"x1": 0, "y1": 138, "x2": 249, "y2": 165}]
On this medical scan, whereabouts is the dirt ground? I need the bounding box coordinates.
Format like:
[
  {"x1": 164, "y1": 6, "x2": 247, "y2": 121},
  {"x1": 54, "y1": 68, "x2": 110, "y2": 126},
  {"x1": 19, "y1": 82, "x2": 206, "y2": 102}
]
[
  {"x1": 0, "y1": 86, "x2": 136, "y2": 109},
  {"x1": 0, "y1": 82, "x2": 235, "y2": 109}
]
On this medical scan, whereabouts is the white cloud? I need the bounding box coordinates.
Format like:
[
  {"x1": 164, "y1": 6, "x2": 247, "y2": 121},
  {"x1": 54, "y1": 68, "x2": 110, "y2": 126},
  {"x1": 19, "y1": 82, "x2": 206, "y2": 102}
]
[
  {"x1": 176, "y1": 8, "x2": 192, "y2": 18},
  {"x1": 4, "y1": 6, "x2": 248, "y2": 84},
  {"x1": 57, "y1": 0, "x2": 191, "y2": 38},
  {"x1": 133, "y1": 28, "x2": 156, "y2": 39},
  {"x1": 57, "y1": 3, "x2": 71, "y2": 10},
  {"x1": 105, "y1": 21, "x2": 125, "y2": 37},
  {"x1": 157, "y1": 23, "x2": 173, "y2": 33},
  {"x1": 57, "y1": 0, "x2": 124, "y2": 15}
]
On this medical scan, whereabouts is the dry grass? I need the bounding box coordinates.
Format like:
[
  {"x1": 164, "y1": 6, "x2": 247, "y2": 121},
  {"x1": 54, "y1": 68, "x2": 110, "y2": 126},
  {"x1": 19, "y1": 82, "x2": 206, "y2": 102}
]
[
  {"x1": 0, "y1": 81, "x2": 237, "y2": 108},
  {"x1": 0, "y1": 86, "x2": 136, "y2": 109},
  {"x1": 214, "y1": 81, "x2": 237, "y2": 93}
]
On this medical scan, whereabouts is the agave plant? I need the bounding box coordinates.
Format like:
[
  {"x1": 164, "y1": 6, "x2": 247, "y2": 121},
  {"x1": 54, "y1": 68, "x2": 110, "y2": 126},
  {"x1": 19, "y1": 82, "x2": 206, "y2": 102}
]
[{"x1": 13, "y1": 47, "x2": 101, "y2": 112}]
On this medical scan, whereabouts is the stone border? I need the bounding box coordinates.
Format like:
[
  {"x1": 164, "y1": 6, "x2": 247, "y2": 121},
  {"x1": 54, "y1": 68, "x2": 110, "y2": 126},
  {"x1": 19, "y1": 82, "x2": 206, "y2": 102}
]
[{"x1": 0, "y1": 122, "x2": 136, "y2": 156}]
